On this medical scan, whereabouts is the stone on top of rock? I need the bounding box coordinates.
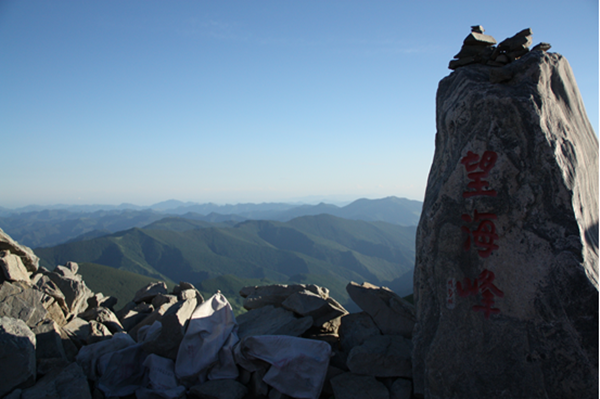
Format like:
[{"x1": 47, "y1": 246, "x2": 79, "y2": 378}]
[
  {"x1": 449, "y1": 26, "x2": 543, "y2": 70},
  {"x1": 0, "y1": 250, "x2": 31, "y2": 284},
  {"x1": 133, "y1": 281, "x2": 168, "y2": 304},
  {"x1": 0, "y1": 316, "x2": 37, "y2": 397},
  {"x1": 0, "y1": 227, "x2": 39, "y2": 273},
  {"x1": 531, "y1": 42, "x2": 551, "y2": 52},
  {"x1": 413, "y1": 50, "x2": 598, "y2": 398},
  {"x1": 346, "y1": 281, "x2": 415, "y2": 338}
]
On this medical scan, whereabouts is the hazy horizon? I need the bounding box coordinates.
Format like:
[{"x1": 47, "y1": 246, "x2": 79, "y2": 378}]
[{"x1": 2, "y1": 1, "x2": 597, "y2": 209}]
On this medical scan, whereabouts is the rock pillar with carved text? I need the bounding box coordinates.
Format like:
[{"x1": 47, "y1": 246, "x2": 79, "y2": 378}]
[{"x1": 412, "y1": 50, "x2": 598, "y2": 398}]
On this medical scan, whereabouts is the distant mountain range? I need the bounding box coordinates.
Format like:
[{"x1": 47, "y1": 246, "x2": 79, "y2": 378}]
[
  {"x1": 35, "y1": 214, "x2": 417, "y2": 312},
  {"x1": 0, "y1": 196, "x2": 422, "y2": 248}
]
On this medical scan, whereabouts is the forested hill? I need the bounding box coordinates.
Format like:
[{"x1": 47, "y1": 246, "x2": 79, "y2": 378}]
[{"x1": 34, "y1": 214, "x2": 416, "y2": 311}]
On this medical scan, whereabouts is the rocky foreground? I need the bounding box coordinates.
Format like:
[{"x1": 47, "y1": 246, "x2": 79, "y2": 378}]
[{"x1": 0, "y1": 227, "x2": 415, "y2": 399}]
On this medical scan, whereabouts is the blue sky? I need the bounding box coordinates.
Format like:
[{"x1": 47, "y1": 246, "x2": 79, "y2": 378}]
[{"x1": 1, "y1": 1, "x2": 598, "y2": 208}]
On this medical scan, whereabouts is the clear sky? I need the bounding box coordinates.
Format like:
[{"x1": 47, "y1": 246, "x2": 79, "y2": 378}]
[{"x1": 1, "y1": 1, "x2": 598, "y2": 208}]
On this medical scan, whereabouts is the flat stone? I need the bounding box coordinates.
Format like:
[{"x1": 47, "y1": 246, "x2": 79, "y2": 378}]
[
  {"x1": 236, "y1": 305, "x2": 313, "y2": 339},
  {"x1": 189, "y1": 379, "x2": 248, "y2": 399},
  {"x1": 0, "y1": 227, "x2": 39, "y2": 273},
  {"x1": 347, "y1": 335, "x2": 412, "y2": 378},
  {"x1": 338, "y1": 311, "x2": 381, "y2": 353},
  {"x1": 531, "y1": 42, "x2": 551, "y2": 52},
  {"x1": 346, "y1": 282, "x2": 415, "y2": 337},
  {"x1": 151, "y1": 293, "x2": 178, "y2": 308},
  {"x1": 463, "y1": 32, "x2": 497, "y2": 46},
  {"x1": 133, "y1": 281, "x2": 168, "y2": 304},
  {"x1": 0, "y1": 250, "x2": 31, "y2": 283},
  {"x1": 330, "y1": 372, "x2": 389, "y2": 399}
]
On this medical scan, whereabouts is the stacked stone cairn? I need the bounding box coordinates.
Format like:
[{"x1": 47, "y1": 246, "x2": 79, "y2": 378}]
[
  {"x1": 449, "y1": 25, "x2": 551, "y2": 70},
  {"x1": 0, "y1": 226, "x2": 416, "y2": 399}
]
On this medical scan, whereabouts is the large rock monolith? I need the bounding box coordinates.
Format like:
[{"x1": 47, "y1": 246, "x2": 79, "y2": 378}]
[{"x1": 413, "y1": 50, "x2": 598, "y2": 398}]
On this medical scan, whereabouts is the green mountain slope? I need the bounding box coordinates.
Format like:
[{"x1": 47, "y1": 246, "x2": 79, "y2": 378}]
[{"x1": 35, "y1": 215, "x2": 416, "y2": 309}]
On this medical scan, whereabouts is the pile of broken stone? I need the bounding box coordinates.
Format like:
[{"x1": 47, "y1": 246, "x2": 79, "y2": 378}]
[
  {"x1": 449, "y1": 25, "x2": 551, "y2": 70},
  {"x1": 0, "y1": 227, "x2": 416, "y2": 399}
]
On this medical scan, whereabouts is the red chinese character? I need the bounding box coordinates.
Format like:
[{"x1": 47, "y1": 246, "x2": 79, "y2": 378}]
[
  {"x1": 456, "y1": 269, "x2": 504, "y2": 319},
  {"x1": 461, "y1": 210, "x2": 499, "y2": 257},
  {"x1": 461, "y1": 150, "x2": 498, "y2": 198}
]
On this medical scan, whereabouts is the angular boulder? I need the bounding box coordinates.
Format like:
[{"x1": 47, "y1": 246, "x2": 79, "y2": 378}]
[
  {"x1": 0, "y1": 227, "x2": 39, "y2": 273},
  {"x1": 240, "y1": 284, "x2": 328, "y2": 310},
  {"x1": 281, "y1": 289, "x2": 348, "y2": 327},
  {"x1": 413, "y1": 51, "x2": 598, "y2": 398},
  {"x1": 0, "y1": 250, "x2": 31, "y2": 283},
  {"x1": 346, "y1": 282, "x2": 415, "y2": 337},
  {"x1": 21, "y1": 362, "x2": 92, "y2": 399},
  {"x1": 338, "y1": 311, "x2": 381, "y2": 353},
  {"x1": 133, "y1": 281, "x2": 168, "y2": 304}
]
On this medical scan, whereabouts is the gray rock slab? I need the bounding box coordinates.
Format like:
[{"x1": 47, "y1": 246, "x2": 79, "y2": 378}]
[
  {"x1": 0, "y1": 282, "x2": 49, "y2": 327},
  {"x1": 330, "y1": 372, "x2": 389, "y2": 399},
  {"x1": 34, "y1": 274, "x2": 68, "y2": 312},
  {"x1": 1, "y1": 250, "x2": 31, "y2": 283},
  {"x1": 0, "y1": 316, "x2": 37, "y2": 397},
  {"x1": 240, "y1": 284, "x2": 329, "y2": 310},
  {"x1": 347, "y1": 335, "x2": 412, "y2": 378},
  {"x1": 236, "y1": 305, "x2": 313, "y2": 339},
  {"x1": 413, "y1": 51, "x2": 599, "y2": 398},
  {"x1": 47, "y1": 269, "x2": 93, "y2": 318},
  {"x1": 133, "y1": 281, "x2": 168, "y2": 304},
  {"x1": 281, "y1": 290, "x2": 348, "y2": 327},
  {"x1": 188, "y1": 379, "x2": 248, "y2": 399},
  {"x1": 0, "y1": 227, "x2": 39, "y2": 273},
  {"x1": 338, "y1": 311, "x2": 381, "y2": 353},
  {"x1": 346, "y1": 282, "x2": 415, "y2": 337},
  {"x1": 21, "y1": 361, "x2": 92, "y2": 399}
]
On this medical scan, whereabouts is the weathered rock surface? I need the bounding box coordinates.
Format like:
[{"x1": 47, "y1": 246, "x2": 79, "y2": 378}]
[
  {"x1": 0, "y1": 316, "x2": 37, "y2": 397},
  {"x1": 281, "y1": 289, "x2": 348, "y2": 327},
  {"x1": 47, "y1": 265, "x2": 94, "y2": 319},
  {"x1": 0, "y1": 281, "x2": 50, "y2": 327},
  {"x1": 413, "y1": 50, "x2": 598, "y2": 398},
  {"x1": 346, "y1": 281, "x2": 415, "y2": 337}
]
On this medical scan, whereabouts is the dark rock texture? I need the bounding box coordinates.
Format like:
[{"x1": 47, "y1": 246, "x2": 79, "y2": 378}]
[{"x1": 413, "y1": 51, "x2": 598, "y2": 398}]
